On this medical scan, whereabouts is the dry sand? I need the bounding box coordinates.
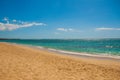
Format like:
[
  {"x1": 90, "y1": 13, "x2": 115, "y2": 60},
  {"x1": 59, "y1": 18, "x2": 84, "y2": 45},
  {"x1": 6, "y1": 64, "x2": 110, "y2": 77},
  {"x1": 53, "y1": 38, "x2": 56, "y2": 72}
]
[{"x1": 0, "y1": 42, "x2": 120, "y2": 80}]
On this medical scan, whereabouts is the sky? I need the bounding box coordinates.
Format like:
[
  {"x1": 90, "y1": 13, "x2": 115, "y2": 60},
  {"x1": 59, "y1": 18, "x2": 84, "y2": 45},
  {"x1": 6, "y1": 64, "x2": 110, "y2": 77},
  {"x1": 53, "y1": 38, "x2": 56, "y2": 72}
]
[{"x1": 0, "y1": 0, "x2": 120, "y2": 39}]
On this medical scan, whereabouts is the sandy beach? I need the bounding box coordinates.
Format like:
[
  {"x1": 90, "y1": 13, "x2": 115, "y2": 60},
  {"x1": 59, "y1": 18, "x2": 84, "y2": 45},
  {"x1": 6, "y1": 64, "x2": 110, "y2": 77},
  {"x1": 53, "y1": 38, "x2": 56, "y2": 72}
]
[{"x1": 0, "y1": 42, "x2": 120, "y2": 80}]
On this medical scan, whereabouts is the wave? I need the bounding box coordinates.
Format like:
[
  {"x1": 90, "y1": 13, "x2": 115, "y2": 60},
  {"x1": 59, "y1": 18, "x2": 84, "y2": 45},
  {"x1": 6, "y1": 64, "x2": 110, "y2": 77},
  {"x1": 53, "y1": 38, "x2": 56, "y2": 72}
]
[{"x1": 1, "y1": 42, "x2": 120, "y2": 60}]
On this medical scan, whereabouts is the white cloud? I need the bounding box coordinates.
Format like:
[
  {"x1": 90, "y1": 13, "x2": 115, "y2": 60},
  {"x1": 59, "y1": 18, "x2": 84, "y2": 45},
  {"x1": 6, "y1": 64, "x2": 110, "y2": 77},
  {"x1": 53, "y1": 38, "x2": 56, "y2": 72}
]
[
  {"x1": 3, "y1": 17, "x2": 9, "y2": 24},
  {"x1": 68, "y1": 28, "x2": 74, "y2": 31},
  {"x1": 12, "y1": 19, "x2": 17, "y2": 22},
  {"x1": 0, "y1": 17, "x2": 46, "y2": 31},
  {"x1": 95, "y1": 27, "x2": 120, "y2": 31},
  {"x1": 57, "y1": 28, "x2": 81, "y2": 33},
  {"x1": 3, "y1": 17, "x2": 8, "y2": 21},
  {"x1": 57, "y1": 28, "x2": 76, "y2": 32},
  {"x1": 20, "y1": 22, "x2": 46, "y2": 27},
  {"x1": 57, "y1": 28, "x2": 67, "y2": 32}
]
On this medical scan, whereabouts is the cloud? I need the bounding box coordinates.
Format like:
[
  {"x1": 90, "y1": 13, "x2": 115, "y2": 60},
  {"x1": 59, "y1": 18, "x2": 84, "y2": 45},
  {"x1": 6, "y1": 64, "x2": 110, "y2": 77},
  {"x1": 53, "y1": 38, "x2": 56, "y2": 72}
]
[
  {"x1": 3, "y1": 17, "x2": 9, "y2": 24},
  {"x1": 12, "y1": 19, "x2": 17, "y2": 22},
  {"x1": 57, "y1": 28, "x2": 81, "y2": 33},
  {"x1": 95, "y1": 27, "x2": 120, "y2": 31},
  {"x1": 0, "y1": 17, "x2": 46, "y2": 31},
  {"x1": 57, "y1": 28, "x2": 76, "y2": 32}
]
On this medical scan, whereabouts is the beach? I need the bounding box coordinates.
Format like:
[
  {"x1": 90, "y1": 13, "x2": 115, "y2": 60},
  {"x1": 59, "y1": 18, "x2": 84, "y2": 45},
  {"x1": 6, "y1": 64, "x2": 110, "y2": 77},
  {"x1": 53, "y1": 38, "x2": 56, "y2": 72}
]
[{"x1": 0, "y1": 42, "x2": 120, "y2": 80}]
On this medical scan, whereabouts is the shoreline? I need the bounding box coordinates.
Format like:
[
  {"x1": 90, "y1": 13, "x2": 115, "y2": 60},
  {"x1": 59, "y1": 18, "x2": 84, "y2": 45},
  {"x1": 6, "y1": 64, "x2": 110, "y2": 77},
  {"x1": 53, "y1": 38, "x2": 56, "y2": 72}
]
[
  {"x1": 0, "y1": 42, "x2": 120, "y2": 80},
  {"x1": 2, "y1": 42, "x2": 120, "y2": 61}
]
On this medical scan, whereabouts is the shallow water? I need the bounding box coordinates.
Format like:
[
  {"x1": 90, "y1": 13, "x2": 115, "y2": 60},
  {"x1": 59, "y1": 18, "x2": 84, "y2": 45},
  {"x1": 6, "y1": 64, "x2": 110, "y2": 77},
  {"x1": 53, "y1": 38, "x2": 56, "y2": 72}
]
[{"x1": 0, "y1": 39, "x2": 120, "y2": 56}]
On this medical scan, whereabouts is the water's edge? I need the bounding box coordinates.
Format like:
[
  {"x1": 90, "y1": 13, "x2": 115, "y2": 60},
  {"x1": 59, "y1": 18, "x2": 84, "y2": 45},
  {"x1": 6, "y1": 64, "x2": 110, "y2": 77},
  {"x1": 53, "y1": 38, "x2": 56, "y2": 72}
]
[{"x1": 2, "y1": 42, "x2": 120, "y2": 61}]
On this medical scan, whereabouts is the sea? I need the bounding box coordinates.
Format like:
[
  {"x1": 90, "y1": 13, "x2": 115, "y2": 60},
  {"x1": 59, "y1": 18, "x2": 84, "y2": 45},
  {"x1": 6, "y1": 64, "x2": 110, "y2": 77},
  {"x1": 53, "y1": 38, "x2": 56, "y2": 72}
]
[{"x1": 0, "y1": 39, "x2": 120, "y2": 56}]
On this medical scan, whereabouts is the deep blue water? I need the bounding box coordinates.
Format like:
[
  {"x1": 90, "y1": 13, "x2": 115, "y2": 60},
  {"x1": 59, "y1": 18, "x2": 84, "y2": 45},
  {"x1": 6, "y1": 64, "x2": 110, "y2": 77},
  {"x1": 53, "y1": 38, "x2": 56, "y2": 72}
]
[{"x1": 0, "y1": 39, "x2": 120, "y2": 56}]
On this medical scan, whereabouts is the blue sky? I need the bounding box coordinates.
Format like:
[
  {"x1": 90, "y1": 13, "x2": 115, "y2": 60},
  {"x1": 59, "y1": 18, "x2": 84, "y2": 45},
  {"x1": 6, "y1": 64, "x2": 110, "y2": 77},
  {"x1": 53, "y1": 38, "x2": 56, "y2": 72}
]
[{"x1": 0, "y1": 0, "x2": 120, "y2": 39}]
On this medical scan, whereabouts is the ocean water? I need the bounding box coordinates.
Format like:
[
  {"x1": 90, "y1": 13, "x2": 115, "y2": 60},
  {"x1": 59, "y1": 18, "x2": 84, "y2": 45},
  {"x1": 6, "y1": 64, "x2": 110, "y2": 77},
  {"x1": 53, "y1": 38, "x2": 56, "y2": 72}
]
[{"x1": 0, "y1": 39, "x2": 120, "y2": 56}]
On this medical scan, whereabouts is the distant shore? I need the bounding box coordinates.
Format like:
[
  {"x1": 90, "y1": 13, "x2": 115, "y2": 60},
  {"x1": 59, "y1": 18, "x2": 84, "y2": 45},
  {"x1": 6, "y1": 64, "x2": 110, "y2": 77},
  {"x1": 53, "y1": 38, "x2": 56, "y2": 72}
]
[{"x1": 0, "y1": 42, "x2": 120, "y2": 80}]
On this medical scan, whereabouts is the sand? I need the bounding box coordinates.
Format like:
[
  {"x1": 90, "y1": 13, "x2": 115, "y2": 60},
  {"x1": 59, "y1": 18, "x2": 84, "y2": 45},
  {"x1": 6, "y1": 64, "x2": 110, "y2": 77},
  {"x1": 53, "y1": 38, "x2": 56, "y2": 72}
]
[{"x1": 0, "y1": 42, "x2": 120, "y2": 80}]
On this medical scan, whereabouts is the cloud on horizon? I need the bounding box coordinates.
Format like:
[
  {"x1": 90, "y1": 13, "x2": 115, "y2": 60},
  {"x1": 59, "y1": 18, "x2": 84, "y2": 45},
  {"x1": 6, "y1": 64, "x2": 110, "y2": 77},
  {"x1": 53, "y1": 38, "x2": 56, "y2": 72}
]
[
  {"x1": 57, "y1": 28, "x2": 73, "y2": 32},
  {"x1": 95, "y1": 27, "x2": 120, "y2": 31},
  {"x1": 57, "y1": 28, "x2": 81, "y2": 33},
  {"x1": 0, "y1": 17, "x2": 46, "y2": 31}
]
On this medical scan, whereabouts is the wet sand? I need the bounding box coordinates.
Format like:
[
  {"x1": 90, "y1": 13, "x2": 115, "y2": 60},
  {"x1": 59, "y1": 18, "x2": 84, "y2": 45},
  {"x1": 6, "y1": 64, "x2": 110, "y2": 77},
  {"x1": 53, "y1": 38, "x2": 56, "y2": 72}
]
[{"x1": 0, "y1": 42, "x2": 120, "y2": 80}]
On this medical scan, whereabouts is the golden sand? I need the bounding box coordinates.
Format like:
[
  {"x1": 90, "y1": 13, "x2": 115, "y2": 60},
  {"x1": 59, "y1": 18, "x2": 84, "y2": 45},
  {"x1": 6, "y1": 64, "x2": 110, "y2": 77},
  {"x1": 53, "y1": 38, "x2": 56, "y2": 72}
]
[{"x1": 0, "y1": 42, "x2": 120, "y2": 80}]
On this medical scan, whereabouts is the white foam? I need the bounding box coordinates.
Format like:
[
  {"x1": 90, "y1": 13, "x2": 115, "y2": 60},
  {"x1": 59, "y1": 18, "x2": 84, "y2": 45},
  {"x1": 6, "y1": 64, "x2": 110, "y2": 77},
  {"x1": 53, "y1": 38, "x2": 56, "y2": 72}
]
[
  {"x1": 106, "y1": 45, "x2": 113, "y2": 48},
  {"x1": 4, "y1": 42, "x2": 120, "y2": 60},
  {"x1": 47, "y1": 48, "x2": 120, "y2": 59}
]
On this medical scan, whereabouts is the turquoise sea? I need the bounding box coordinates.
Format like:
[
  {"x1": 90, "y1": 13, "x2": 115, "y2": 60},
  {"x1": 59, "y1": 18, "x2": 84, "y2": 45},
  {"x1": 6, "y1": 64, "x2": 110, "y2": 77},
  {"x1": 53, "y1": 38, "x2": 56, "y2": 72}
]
[{"x1": 0, "y1": 39, "x2": 120, "y2": 56}]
